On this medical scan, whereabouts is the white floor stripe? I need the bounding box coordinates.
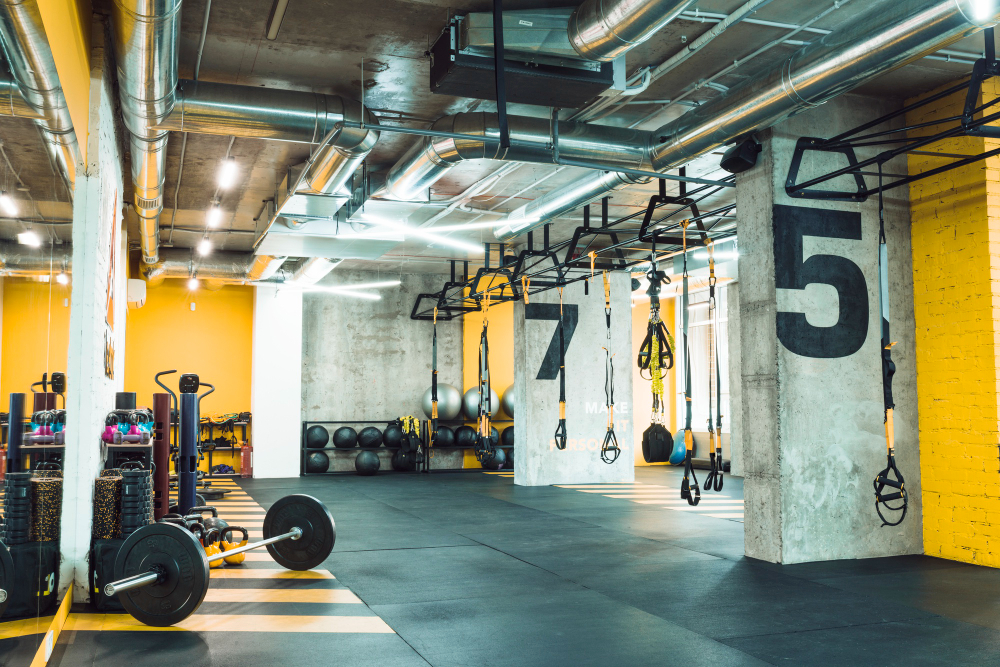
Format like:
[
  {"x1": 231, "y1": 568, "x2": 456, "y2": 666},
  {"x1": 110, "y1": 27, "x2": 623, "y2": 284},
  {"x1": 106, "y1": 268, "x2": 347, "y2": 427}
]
[{"x1": 703, "y1": 513, "x2": 746, "y2": 519}]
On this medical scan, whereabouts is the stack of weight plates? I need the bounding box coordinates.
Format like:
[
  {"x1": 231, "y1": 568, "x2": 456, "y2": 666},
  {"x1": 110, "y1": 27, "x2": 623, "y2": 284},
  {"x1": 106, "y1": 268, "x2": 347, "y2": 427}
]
[
  {"x1": 120, "y1": 469, "x2": 153, "y2": 536},
  {"x1": 30, "y1": 468, "x2": 63, "y2": 542},
  {"x1": 93, "y1": 473, "x2": 122, "y2": 540},
  {"x1": 3, "y1": 472, "x2": 32, "y2": 545}
]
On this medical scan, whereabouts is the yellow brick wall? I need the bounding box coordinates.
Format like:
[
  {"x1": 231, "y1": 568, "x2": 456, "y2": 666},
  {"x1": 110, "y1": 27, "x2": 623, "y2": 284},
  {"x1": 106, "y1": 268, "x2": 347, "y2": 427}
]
[{"x1": 909, "y1": 79, "x2": 1000, "y2": 566}]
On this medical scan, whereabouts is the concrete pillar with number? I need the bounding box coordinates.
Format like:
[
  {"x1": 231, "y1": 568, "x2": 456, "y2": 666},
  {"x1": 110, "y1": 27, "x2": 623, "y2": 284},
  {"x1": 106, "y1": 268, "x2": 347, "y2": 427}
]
[
  {"x1": 738, "y1": 93, "x2": 922, "y2": 563},
  {"x1": 512, "y1": 272, "x2": 634, "y2": 486}
]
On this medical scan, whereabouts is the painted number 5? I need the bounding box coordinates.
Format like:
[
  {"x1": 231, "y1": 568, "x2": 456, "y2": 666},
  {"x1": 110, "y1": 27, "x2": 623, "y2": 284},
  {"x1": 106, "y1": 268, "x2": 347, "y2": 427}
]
[{"x1": 773, "y1": 204, "x2": 868, "y2": 359}]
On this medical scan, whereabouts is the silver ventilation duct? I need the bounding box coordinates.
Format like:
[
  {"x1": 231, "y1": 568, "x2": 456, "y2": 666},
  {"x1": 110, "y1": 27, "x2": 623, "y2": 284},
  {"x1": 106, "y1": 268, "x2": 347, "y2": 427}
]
[
  {"x1": 158, "y1": 80, "x2": 378, "y2": 198},
  {"x1": 111, "y1": 0, "x2": 182, "y2": 265},
  {"x1": 142, "y1": 248, "x2": 286, "y2": 285},
  {"x1": 0, "y1": 73, "x2": 42, "y2": 118},
  {"x1": 569, "y1": 0, "x2": 698, "y2": 62},
  {"x1": 0, "y1": 0, "x2": 81, "y2": 190},
  {"x1": 381, "y1": 112, "x2": 649, "y2": 201},
  {"x1": 0, "y1": 240, "x2": 71, "y2": 276},
  {"x1": 494, "y1": 0, "x2": 1000, "y2": 240},
  {"x1": 288, "y1": 257, "x2": 342, "y2": 286}
]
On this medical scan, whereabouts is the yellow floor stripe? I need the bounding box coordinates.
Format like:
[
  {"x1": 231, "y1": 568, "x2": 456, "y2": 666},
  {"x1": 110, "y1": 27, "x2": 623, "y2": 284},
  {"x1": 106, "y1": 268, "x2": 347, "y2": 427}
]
[
  {"x1": 203, "y1": 588, "x2": 360, "y2": 604},
  {"x1": 660, "y1": 505, "x2": 746, "y2": 512},
  {"x1": 210, "y1": 568, "x2": 333, "y2": 580},
  {"x1": 240, "y1": 552, "x2": 275, "y2": 562},
  {"x1": 630, "y1": 498, "x2": 738, "y2": 505},
  {"x1": 62, "y1": 614, "x2": 393, "y2": 634},
  {"x1": 604, "y1": 493, "x2": 732, "y2": 499},
  {"x1": 556, "y1": 484, "x2": 649, "y2": 488},
  {"x1": 0, "y1": 616, "x2": 54, "y2": 640},
  {"x1": 29, "y1": 589, "x2": 72, "y2": 666}
]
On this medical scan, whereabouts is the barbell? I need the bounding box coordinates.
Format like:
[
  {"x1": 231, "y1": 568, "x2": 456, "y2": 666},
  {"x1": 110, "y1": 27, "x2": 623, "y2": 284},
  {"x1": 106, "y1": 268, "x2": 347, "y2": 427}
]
[{"x1": 104, "y1": 494, "x2": 335, "y2": 626}]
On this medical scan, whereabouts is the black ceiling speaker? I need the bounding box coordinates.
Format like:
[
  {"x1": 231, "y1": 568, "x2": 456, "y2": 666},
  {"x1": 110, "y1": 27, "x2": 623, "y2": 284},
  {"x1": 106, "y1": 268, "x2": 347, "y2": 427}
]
[{"x1": 720, "y1": 138, "x2": 762, "y2": 174}]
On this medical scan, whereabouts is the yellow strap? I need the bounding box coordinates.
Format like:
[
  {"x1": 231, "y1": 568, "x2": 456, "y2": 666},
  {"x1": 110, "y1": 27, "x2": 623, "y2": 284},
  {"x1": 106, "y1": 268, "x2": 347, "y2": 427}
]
[
  {"x1": 885, "y1": 407, "x2": 895, "y2": 455},
  {"x1": 589, "y1": 251, "x2": 596, "y2": 278},
  {"x1": 433, "y1": 306, "x2": 437, "y2": 324},
  {"x1": 483, "y1": 292, "x2": 491, "y2": 325},
  {"x1": 681, "y1": 220, "x2": 689, "y2": 255},
  {"x1": 603, "y1": 271, "x2": 610, "y2": 310},
  {"x1": 522, "y1": 275, "x2": 530, "y2": 304},
  {"x1": 558, "y1": 286, "x2": 564, "y2": 317}
]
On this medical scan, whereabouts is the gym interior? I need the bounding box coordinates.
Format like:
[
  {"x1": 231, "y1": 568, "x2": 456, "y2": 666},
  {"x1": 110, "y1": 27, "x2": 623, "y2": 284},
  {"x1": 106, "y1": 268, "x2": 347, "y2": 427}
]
[{"x1": 0, "y1": 0, "x2": 999, "y2": 665}]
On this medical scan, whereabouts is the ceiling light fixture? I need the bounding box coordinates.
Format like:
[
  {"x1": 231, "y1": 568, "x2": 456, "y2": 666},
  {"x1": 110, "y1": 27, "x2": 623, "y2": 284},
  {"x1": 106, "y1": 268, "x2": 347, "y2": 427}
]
[
  {"x1": 207, "y1": 202, "x2": 222, "y2": 228},
  {"x1": 323, "y1": 279, "x2": 401, "y2": 291},
  {"x1": 358, "y1": 214, "x2": 484, "y2": 254},
  {"x1": 197, "y1": 237, "x2": 212, "y2": 256},
  {"x1": 266, "y1": 0, "x2": 290, "y2": 40},
  {"x1": 972, "y1": 0, "x2": 994, "y2": 21},
  {"x1": 218, "y1": 157, "x2": 239, "y2": 189},
  {"x1": 188, "y1": 277, "x2": 199, "y2": 290},
  {"x1": 56, "y1": 271, "x2": 69, "y2": 285},
  {"x1": 17, "y1": 229, "x2": 40, "y2": 247},
  {"x1": 0, "y1": 191, "x2": 17, "y2": 217}
]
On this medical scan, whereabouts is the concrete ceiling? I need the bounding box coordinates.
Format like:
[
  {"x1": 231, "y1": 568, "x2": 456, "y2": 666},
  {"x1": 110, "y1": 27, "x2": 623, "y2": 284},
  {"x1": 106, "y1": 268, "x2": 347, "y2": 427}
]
[{"x1": 26, "y1": 0, "x2": 990, "y2": 274}]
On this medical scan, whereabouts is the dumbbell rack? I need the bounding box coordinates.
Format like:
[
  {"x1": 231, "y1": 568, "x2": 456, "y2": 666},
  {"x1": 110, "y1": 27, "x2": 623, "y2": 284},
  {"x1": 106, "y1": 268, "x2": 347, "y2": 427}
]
[
  {"x1": 198, "y1": 419, "x2": 250, "y2": 478},
  {"x1": 299, "y1": 420, "x2": 421, "y2": 476},
  {"x1": 419, "y1": 418, "x2": 514, "y2": 474}
]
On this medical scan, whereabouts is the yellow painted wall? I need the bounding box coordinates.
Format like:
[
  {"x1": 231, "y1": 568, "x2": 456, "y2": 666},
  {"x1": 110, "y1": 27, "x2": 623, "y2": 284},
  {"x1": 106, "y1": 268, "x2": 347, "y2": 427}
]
[
  {"x1": 909, "y1": 79, "x2": 1000, "y2": 566},
  {"x1": 124, "y1": 280, "x2": 253, "y2": 472},
  {"x1": 1, "y1": 278, "x2": 71, "y2": 397},
  {"x1": 462, "y1": 299, "x2": 514, "y2": 467},
  {"x1": 632, "y1": 292, "x2": 676, "y2": 465}
]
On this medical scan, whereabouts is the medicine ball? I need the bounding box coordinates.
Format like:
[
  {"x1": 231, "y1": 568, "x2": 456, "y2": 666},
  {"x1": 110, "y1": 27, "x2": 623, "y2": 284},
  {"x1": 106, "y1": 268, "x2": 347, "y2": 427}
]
[
  {"x1": 305, "y1": 425, "x2": 329, "y2": 449},
  {"x1": 305, "y1": 450, "x2": 330, "y2": 473},
  {"x1": 432, "y1": 425, "x2": 455, "y2": 447},
  {"x1": 355, "y1": 450, "x2": 380, "y2": 476},
  {"x1": 391, "y1": 449, "x2": 416, "y2": 471},
  {"x1": 501, "y1": 426, "x2": 514, "y2": 448},
  {"x1": 490, "y1": 426, "x2": 499, "y2": 444},
  {"x1": 462, "y1": 387, "x2": 500, "y2": 421},
  {"x1": 500, "y1": 384, "x2": 515, "y2": 418},
  {"x1": 454, "y1": 425, "x2": 477, "y2": 448},
  {"x1": 422, "y1": 383, "x2": 463, "y2": 420},
  {"x1": 382, "y1": 422, "x2": 404, "y2": 448},
  {"x1": 358, "y1": 426, "x2": 383, "y2": 448},
  {"x1": 504, "y1": 448, "x2": 513, "y2": 469},
  {"x1": 332, "y1": 426, "x2": 358, "y2": 449},
  {"x1": 669, "y1": 429, "x2": 686, "y2": 465},
  {"x1": 481, "y1": 447, "x2": 506, "y2": 470}
]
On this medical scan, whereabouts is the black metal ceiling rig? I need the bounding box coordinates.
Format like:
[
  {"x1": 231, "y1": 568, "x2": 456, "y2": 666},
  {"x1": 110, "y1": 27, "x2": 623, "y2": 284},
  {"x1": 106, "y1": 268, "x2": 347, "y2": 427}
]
[
  {"x1": 410, "y1": 173, "x2": 736, "y2": 321},
  {"x1": 785, "y1": 28, "x2": 1000, "y2": 201}
]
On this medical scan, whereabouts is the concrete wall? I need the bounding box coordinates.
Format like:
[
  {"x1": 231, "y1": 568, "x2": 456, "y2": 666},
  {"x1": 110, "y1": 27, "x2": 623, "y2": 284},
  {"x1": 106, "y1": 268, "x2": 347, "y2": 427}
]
[
  {"x1": 739, "y1": 93, "x2": 921, "y2": 564},
  {"x1": 727, "y1": 281, "x2": 743, "y2": 477},
  {"x1": 301, "y1": 270, "x2": 462, "y2": 422},
  {"x1": 61, "y1": 25, "x2": 127, "y2": 597},
  {"x1": 513, "y1": 272, "x2": 634, "y2": 486},
  {"x1": 252, "y1": 285, "x2": 303, "y2": 479}
]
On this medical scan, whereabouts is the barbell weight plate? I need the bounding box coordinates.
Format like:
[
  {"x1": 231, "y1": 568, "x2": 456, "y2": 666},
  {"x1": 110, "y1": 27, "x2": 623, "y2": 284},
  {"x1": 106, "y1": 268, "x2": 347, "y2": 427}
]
[
  {"x1": 0, "y1": 541, "x2": 12, "y2": 618},
  {"x1": 113, "y1": 522, "x2": 210, "y2": 627},
  {"x1": 262, "y1": 494, "x2": 336, "y2": 571}
]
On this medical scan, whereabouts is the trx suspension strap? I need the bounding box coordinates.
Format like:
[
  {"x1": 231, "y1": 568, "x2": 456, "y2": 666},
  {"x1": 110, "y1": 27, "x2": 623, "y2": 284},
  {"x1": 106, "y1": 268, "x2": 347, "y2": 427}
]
[
  {"x1": 680, "y1": 221, "x2": 700, "y2": 506},
  {"x1": 475, "y1": 295, "x2": 496, "y2": 463},
  {"x1": 554, "y1": 285, "x2": 568, "y2": 450},
  {"x1": 638, "y1": 257, "x2": 673, "y2": 461},
  {"x1": 704, "y1": 241, "x2": 724, "y2": 492},
  {"x1": 431, "y1": 307, "x2": 439, "y2": 445},
  {"x1": 873, "y1": 165, "x2": 907, "y2": 526},
  {"x1": 600, "y1": 271, "x2": 620, "y2": 464}
]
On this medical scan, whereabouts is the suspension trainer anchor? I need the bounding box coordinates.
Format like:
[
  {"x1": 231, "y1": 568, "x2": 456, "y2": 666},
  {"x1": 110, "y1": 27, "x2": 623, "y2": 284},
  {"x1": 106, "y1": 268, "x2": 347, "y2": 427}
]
[
  {"x1": 680, "y1": 221, "x2": 700, "y2": 506},
  {"x1": 600, "y1": 271, "x2": 620, "y2": 464},
  {"x1": 554, "y1": 285, "x2": 568, "y2": 450}
]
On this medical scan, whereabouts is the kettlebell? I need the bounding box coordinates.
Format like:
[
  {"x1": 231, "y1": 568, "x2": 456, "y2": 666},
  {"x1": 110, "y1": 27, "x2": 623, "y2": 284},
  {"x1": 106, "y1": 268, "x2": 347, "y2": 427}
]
[
  {"x1": 220, "y1": 526, "x2": 249, "y2": 565},
  {"x1": 203, "y1": 528, "x2": 223, "y2": 568},
  {"x1": 189, "y1": 506, "x2": 229, "y2": 534}
]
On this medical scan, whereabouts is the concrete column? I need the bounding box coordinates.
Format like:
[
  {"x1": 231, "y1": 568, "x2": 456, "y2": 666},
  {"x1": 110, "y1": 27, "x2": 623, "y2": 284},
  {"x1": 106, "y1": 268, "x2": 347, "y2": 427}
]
[
  {"x1": 61, "y1": 27, "x2": 127, "y2": 598},
  {"x1": 251, "y1": 284, "x2": 303, "y2": 478},
  {"x1": 738, "y1": 94, "x2": 921, "y2": 564},
  {"x1": 512, "y1": 272, "x2": 634, "y2": 486},
  {"x1": 727, "y1": 281, "x2": 743, "y2": 477}
]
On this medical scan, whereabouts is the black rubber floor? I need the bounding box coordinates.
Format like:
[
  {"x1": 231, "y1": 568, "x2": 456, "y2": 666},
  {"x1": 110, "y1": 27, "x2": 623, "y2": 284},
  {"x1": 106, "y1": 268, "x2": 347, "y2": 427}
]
[{"x1": 34, "y1": 467, "x2": 1000, "y2": 666}]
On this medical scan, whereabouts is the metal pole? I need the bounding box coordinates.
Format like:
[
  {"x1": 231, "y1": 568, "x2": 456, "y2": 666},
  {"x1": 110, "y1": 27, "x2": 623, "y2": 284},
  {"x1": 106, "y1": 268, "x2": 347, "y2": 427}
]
[
  {"x1": 206, "y1": 528, "x2": 301, "y2": 563},
  {"x1": 105, "y1": 571, "x2": 161, "y2": 597},
  {"x1": 493, "y1": 0, "x2": 509, "y2": 148}
]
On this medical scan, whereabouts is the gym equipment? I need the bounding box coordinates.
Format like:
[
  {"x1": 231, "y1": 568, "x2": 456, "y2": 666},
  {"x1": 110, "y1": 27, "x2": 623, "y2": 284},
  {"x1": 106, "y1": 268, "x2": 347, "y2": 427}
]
[
  {"x1": 553, "y1": 286, "x2": 568, "y2": 451},
  {"x1": 501, "y1": 426, "x2": 514, "y2": 448},
  {"x1": 355, "y1": 449, "x2": 380, "y2": 475},
  {"x1": 306, "y1": 450, "x2": 330, "y2": 473},
  {"x1": 105, "y1": 494, "x2": 336, "y2": 626},
  {"x1": 704, "y1": 241, "x2": 724, "y2": 492},
  {"x1": 430, "y1": 307, "x2": 441, "y2": 448},
  {"x1": 188, "y1": 506, "x2": 228, "y2": 534},
  {"x1": 679, "y1": 223, "x2": 701, "y2": 506},
  {"x1": 332, "y1": 426, "x2": 358, "y2": 449},
  {"x1": 382, "y1": 422, "x2": 403, "y2": 448},
  {"x1": 3, "y1": 472, "x2": 31, "y2": 545},
  {"x1": 599, "y1": 272, "x2": 621, "y2": 464},
  {"x1": 481, "y1": 447, "x2": 506, "y2": 470},
  {"x1": 668, "y1": 429, "x2": 686, "y2": 465},
  {"x1": 422, "y1": 384, "x2": 462, "y2": 421},
  {"x1": 220, "y1": 526, "x2": 248, "y2": 565},
  {"x1": 504, "y1": 448, "x2": 513, "y2": 469},
  {"x1": 474, "y1": 294, "x2": 498, "y2": 463},
  {"x1": 873, "y1": 166, "x2": 907, "y2": 527},
  {"x1": 500, "y1": 384, "x2": 515, "y2": 418},
  {"x1": 155, "y1": 370, "x2": 215, "y2": 515},
  {"x1": 203, "y1": 528, "x2": 223, "y2": 569},
  {"x1": 638, "y1": 252, "x2": 675, "y2": 465},
  {"x1": 0, "y1": 541, "x2": 13, "y2": 617},
  {"x1": 6, "y1": 393, "x2": 25, "y2": 474},
  {"x1": 462, "y1": 387, "x2": 500, "y2": 422},
  {"x1": 432, "y1": 424, "x2": 455, "y2": 447},
  {"x1": 152, "y1": 393, "x2": 170, "y2": 520},
  {"x1": 305, "y1": 424, "x2": 330, "y2": 449},
  {"x1": 390, "y1": 449, "x2": 407, "y2": 470},
  {"x1": 455, "y1": 425, "x2": 477, "y2": 447},
  {"x1": 30, "y1": 464, "x2": 63, "y2": 542},
  {"x1": 357, "y1": 426, "x2": 383, "y2": 448}
]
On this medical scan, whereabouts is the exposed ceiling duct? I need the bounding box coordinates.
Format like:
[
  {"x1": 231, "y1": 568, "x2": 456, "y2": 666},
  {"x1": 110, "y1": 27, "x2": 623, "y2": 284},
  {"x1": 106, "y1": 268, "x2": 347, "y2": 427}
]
[
  {"x1": 0, "y1": 0, "x2": 81, "y2": 191},
  {"x1": 287, "y1": 257, "x2": 342, "y2": 286},
  {"x1": 568, "y1": 0, "x2": 699, "y2": 62},
  {"x1": 0, "y1": 240, "x2": 71, "y2": 276},
  {"x1": 380, "y1": 112, "x2": 650, "y2": 202},
  {"x1": 142, "y1": 249, "x2": 286, "y2": 285},
  {"x1": 0, "y1": 72, "x2": 42, "y2": 119},
  {"x1": 111, "y1": 0, "x2": 182, "y2": 265},
  {"x1": 495, "y1": 0, "x2": 1000, "y2": 239}
]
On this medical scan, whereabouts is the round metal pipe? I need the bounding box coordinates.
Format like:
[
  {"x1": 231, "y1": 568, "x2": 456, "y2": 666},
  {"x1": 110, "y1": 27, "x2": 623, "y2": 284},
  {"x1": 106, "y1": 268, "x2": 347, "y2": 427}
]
[
  {"x1": 569, "y1": 0, "x2": 698, "y2": 62},
  {"x1": 205, "y1": 528, "x2": 302, "y2": 564},
  {"x1": 104, "y1": 571, "x2": 160, "y2": 597}
]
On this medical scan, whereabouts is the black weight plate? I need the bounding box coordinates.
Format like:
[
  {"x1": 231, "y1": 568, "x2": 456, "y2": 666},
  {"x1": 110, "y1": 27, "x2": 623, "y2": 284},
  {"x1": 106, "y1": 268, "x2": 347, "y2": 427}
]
[
  {"x1": 114, "y1": 522, "x2": 210, "y2": 626},
  {"x1": 262, "y1": 495, "x2": 335, "y2": 571},
  {"x1": 0, "y1": 541, "x2": 11, "y2": 617}
]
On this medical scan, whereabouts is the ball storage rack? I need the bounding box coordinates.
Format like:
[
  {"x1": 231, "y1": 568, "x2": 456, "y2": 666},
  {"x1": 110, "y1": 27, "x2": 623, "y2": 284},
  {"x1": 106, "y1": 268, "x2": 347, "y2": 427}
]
[
  {"x1": 420, "y1": 418, "x2": 513, "y2": 474},
  {"x1": 299, "y1": 420, "x2": 423, "y2": 476}
]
